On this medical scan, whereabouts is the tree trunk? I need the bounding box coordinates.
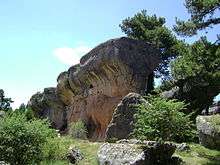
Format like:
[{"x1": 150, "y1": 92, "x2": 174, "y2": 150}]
[{"x1": 146, "y1": 72, "x2": 155, "y2": 94}]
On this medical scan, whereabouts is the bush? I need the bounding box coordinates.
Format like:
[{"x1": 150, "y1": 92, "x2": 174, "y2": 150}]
[
  {"x1": 43, "y1": 136, "x2": 73, "y2": 160},
  {"x1": 0, "y1": 113, "x2": 56, "y2": 164},
  {"x1": 69, "y1": 120, "x2": 88, "y2": 139},
  {"x1": 133, "y1": 96, "x2": 196, "y2": 142}
]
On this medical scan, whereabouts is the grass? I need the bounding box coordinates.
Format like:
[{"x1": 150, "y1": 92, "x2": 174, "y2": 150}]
[
  {"x1": 175, "y1": 143, "x2": 220, "y2": 165},
  {"x1": 41, "y1": 136, "x2": 102, "y2": 165},
  {"x1": 40, "y1": 136, "x2": 220, "y2": 165}
]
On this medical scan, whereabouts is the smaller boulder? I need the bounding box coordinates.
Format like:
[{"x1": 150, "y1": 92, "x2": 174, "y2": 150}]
[
  {"x1": 97, "y1": 140, "x2": 182, "y2": 165},
  {"x1": 97, "y1": 142, "x2": 145, "y2": 165},
  {"x1": 67, "y1": 146, "x2": 83, "y2": 164},
  {"x1": 176, "y1": 143, "x2": 190, "y2": 152},
  {"x1": 105, "y1": 93, "x2": 147, "y2": 141},
  {"x1": 196, "y1": 115, "x2": 220, "y2": 150}
]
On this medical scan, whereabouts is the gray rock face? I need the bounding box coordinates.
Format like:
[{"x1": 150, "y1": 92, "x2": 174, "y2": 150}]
[
  {"x1": 97, "y1": 140, "x2": 181, "y2": 165},
  {"x1": 29, "y1": 37, "x2": 160, "y2": 140},
  {"x1": 28, "y1": 87, "x2": 67, "y2": 130},
  {"x1": 176, "y1": 143, "x2": 190, "y2": 152},
  {"x1": 196, "y1": 115, "x2": 220, "y2": 150},
  {"x1": 105, "y1": 93, "x2": 147, "y2": 141},
  {"x1": 67, "y1": 146, "x2": 83, "y2": 164},
  {"x1": 97, "y1": 143, "x2": 145, "y2": 165}
]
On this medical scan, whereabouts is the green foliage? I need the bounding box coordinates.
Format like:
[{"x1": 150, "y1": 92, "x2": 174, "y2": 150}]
[
  {"x1": 41, "y1": 136, "x2": 101, "y2": 165},
  {"x1": 69, "y1": 120, "x2": 88, "y2": 139},
  {"x1": 120, "y1": 10, "x2": 179, "y2": 79},
  {"x1": 15, "y1": 106, "x2": 36, "y2": 120},
  {"x1": 158, "y1": 79, "x2": 176, "y2": 92},
  {"x1": 24, "y1": 108, "x2": 36, "y2": 120},
  {"x1": 0, "y1": 113, "x2": 56, "y2": 164},
  {"x1": 133, "y1": 96, "x2": 196, "y2": 142},
  {"x1": 0, "y1": 89, "x2": 13, "y2": 111},
  {"x1": 43, "y1": 136, "x2": 73, "y2": 160},
  {"x1": 174, "y1": 0, "x2": 220, "y2": 36},
  {"x1": 171, "y1": 37, "x2": 220, "y2": 86}
]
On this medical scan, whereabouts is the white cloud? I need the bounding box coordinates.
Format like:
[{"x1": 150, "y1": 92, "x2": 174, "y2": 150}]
[{"x1": 53, "y1": 46, "x2": 91, "y2": 65}]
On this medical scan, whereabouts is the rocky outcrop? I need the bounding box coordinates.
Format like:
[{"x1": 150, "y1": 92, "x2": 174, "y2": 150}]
[
  {"x1": 29, "y1": 37, "x2": 160, "y2": 140},
  {"x1": 97, "y1": 140, "x2": 181, "y2": 165},
  {"x1": 67, "y1": 146, "x2": 83, "y2": 164},
  {"x1": 105, "y1": 93, "x2": 147, "y2": 141},
  {"x1": 28, "y1": 87, "x2": 67, "y2": 130},
  {"x1": 97, "y1": 142, "x2": 145, "y2": 165},
  {"x1": 196, "y1": 115, "x2": 220, "y2": 150}
]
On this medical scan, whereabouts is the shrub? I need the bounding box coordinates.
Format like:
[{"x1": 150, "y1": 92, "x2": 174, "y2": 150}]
[
  {"x1": 69, "y1": 120, "x2": 88, "y2": 139},
  {"x1": 43, "y1": 136, "x2": 73, "y2": 160},
  {"x1": 133, "y1": 96, "x2": 196, "y2": 142},
  {"x1": 0, "y1": 113, "x2": 56, "y2": 164}
]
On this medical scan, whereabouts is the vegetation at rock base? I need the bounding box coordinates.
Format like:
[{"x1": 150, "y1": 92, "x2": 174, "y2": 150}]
[
  {"x1": 133, "y1": 96, "x2": 196, "y2": 142},
  {"x1": 175, "y1": 143, "x2": 220, "y2": 165},
  {"x1": 0, "y1": 113, "x2": 56, "y2": 165},
  {"x1": 40, "y1": 139, "x2": 220, "y2": 165},
  {"x1": 69, "y1": 120, "x2": 88, "y2": 139},
  {"x1": 41, "y1": 137, "x2": 101, "y2": 165}
]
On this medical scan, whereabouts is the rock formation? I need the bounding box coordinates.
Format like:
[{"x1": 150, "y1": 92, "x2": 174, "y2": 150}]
[
  {"x1": 105, "y1": 93, "x2": 147, "y2": 141},
  {"x1": 29, "y1": 37, "x2": 160, "y2": 140},
  {"x1": 196, "y1": 115, "x2": 220, "y2": 150}
]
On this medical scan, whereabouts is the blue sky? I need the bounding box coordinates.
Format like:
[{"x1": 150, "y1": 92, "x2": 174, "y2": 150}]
[{"x1": 0, "y1": 0, "x2": 219, "y2": 108}]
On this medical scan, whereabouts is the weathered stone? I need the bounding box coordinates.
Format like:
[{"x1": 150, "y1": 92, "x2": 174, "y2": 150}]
[
  {"x1": 29, "y1": 37, "x2": 160, "y2": 140},
  {"x1": 97, "y1": 140, "x2": 181, "y2": 165},
  {"x1": 28, "y1": 87, "x2": 67, "y2": 130},
  {"x1": 196, "y1": 115, "x2": 220, "y2": 150},
  {"x1": 67, "y1": 146, "x2": 83, "y2": 164},
  {"x1": 105, "y1": 93, "x2": 147, "y2": 141},
  {"x1": 97, "y1": 143, "x2": 146, "y2": 165},
  {"x1": 176, "y1": 143, "x2": 190, "y2": 152},
  {"x1": 206, "y1": 101, "x2": 220, "y2": 115}
]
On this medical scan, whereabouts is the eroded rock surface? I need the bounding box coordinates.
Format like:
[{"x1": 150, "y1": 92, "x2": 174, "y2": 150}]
[
  {"x1": 97, "y1": 140, "x2": 181, "y2": 165},
  {"x1": 29, "y1": 37, "x2": 160, "y2": 140},
  {"x1": 196, "y1": 115, "x2": 220, "y2": 150},
  {"x1": 28, "y1": 87, "x2": 67, "y2": 130},
  {"x1": 105, "y1": 93, "x2": 147, "y2": 141},
  {"x1": 67, "y1": 146, "x2": 84, "y2": 164}
]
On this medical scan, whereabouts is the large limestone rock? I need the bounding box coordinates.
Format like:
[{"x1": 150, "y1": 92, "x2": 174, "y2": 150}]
[
  {"x1": 105, "y1": 93, "x2": 147, "y2": 141},
  {"x1": 97, "y1": 140, "x2": 181, "y2": 165},
  {"x1": 30, "y1": 37, "x2": 160, "y2": 140},
  {"x1": 196, "y1": 115, "x2": 220, "y2": 150}
]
